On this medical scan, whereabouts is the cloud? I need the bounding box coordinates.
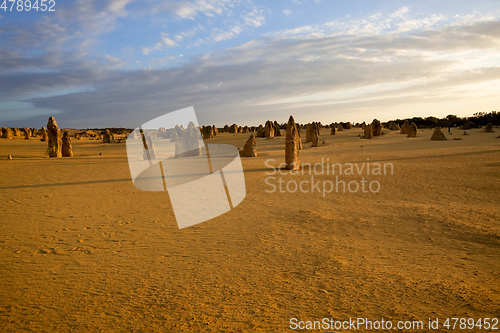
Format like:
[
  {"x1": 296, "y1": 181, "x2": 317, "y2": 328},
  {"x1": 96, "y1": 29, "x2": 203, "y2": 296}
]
[
  {"x1": 108, "y1": 0, "x2": 135, "y2": 12},
  {"x1": 152, "y1": 0, "x2": 232, "y2": 19},
  {"x1": 6, "y1": 15, "x2": 495, "y2": 128},
  {"x1": 105, "y1": 54, "x2": 131, "y2": 68},
  {"x1": 0, "y1": 0, "x2": 138, "y2": 79},
  {"x1": 142, "y1": 33, "x2": 179, "y2": 54},
  {"x1": 194, "y1": 6, "x2": 267, "y2": 45},
  {"x1": 211, "y1": 25, "x2": 243, "y2": 42},
  {"x1": 273, "y1": 25, "x2": 316, "y2": 37},
  {"x1": 0, "y1": 101, "x2": 60, "y2": 122},
  {"x1": 242, "y1": 8, "x2": 266, "y2": 27},
  {"x1": 283, "y1": 9, "x2": 293, "y2": 17},
  {"x1": 1, "y1": 6, "x2": 499, "y2": 128},
  {"x1": 274, "y1": 6, "x2": 455, "y2": 38},
  {"x1": 137, "y1": 2, "x2": 267, "y2": 49},
  {"x1": 396, "y1": 15, "x2": 445, "y2": 32},
  {"x1": 390, "y1": 6, "x2": 409, "y2": 19},
  {"x1": 162, "y1": 36, "x2": 178, "y2": 47}
]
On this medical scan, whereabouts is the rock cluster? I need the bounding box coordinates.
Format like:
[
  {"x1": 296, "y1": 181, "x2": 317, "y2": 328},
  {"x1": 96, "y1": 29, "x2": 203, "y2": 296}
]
[
  {"x1": 157, "y1": 127, "x2": 169, "y2": 139},
  {"x1": 201, "y1": 126, "x2": 215, "y2": 139},
  {"x1": 23, "y1": 128, "x2": 31, "y2": 140},
  {"x1": 175, "y1": 121, "x2": 202, "y2": 157},
  {"x1": 102, "y1": 129, "x2": 115, "y2": 143},
  {"x1": 1, "y1": 127, "x2": 12, "y2": 139}
]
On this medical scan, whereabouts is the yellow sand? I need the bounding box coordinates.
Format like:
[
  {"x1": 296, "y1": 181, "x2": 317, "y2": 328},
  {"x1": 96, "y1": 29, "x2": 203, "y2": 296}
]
[{"x1": 0, "y1": 127, "x2": 499, "y2": 332}]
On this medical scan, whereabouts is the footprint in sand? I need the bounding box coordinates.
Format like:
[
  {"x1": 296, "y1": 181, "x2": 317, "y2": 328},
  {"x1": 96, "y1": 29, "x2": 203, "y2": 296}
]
[{"x1": 36, "y1": 248, "x2": 57, "y2": 255}]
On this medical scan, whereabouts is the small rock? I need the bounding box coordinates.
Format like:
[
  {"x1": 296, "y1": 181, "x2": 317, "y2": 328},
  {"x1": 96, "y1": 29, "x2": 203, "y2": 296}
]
[
  {"x1": 400, "y1": 120, "x2": 410, "y2": 134},
  {"x1": 407, "y1": 122, "x2": 418, "y2": 137},
  {"x1": 240, "y1": 134, "x2": 257, "y2": 157},
  {"x1": 431, "y1": 128, "x2": 447, "y2": 141},
  {"x1": 362, "y1": 124, "x2": 373, "y2": 139},
  {"x1": 264, "y1": 120, "x2": 275, "y2": 139},
  {"x1": 371, "y1": 119, "x2": 382, "y2": 136}
]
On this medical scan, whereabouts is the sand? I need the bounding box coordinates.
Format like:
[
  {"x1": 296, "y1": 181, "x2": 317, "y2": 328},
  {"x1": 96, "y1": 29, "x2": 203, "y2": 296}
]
[{"x1": 0, "y1": 127, "x2": 499, "y2": 332}]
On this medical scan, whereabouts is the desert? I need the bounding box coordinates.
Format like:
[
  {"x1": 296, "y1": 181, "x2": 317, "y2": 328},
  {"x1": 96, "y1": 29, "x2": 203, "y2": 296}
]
[
  {"x1": 2, "y1": 1, "x2": 500, "y2": 331},
  {"x1": 1, "y1": 119, "x2": 499, "y2": 332}
]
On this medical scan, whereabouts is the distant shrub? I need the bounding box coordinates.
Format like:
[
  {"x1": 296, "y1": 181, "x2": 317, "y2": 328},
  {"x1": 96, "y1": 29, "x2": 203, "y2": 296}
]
[{"x1": 389, "y1": 111, "x2": 498, "y2": 129}]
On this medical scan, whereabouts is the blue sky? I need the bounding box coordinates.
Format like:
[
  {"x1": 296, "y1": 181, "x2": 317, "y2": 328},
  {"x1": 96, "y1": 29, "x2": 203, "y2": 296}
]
[{"x1": 1, "y1": 0, "x2": 499, "y2": 128}]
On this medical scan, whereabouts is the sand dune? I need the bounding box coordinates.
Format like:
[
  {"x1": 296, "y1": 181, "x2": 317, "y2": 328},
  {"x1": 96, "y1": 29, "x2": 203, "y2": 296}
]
[{"x1": 0, "y1": 127, "x2": 499, "y2": 332}]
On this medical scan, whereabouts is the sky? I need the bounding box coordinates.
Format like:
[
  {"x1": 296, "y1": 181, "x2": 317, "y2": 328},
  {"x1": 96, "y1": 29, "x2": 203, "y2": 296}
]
[{"x1": 0, "y1": 0, "x2": 499, "y2": 128}]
